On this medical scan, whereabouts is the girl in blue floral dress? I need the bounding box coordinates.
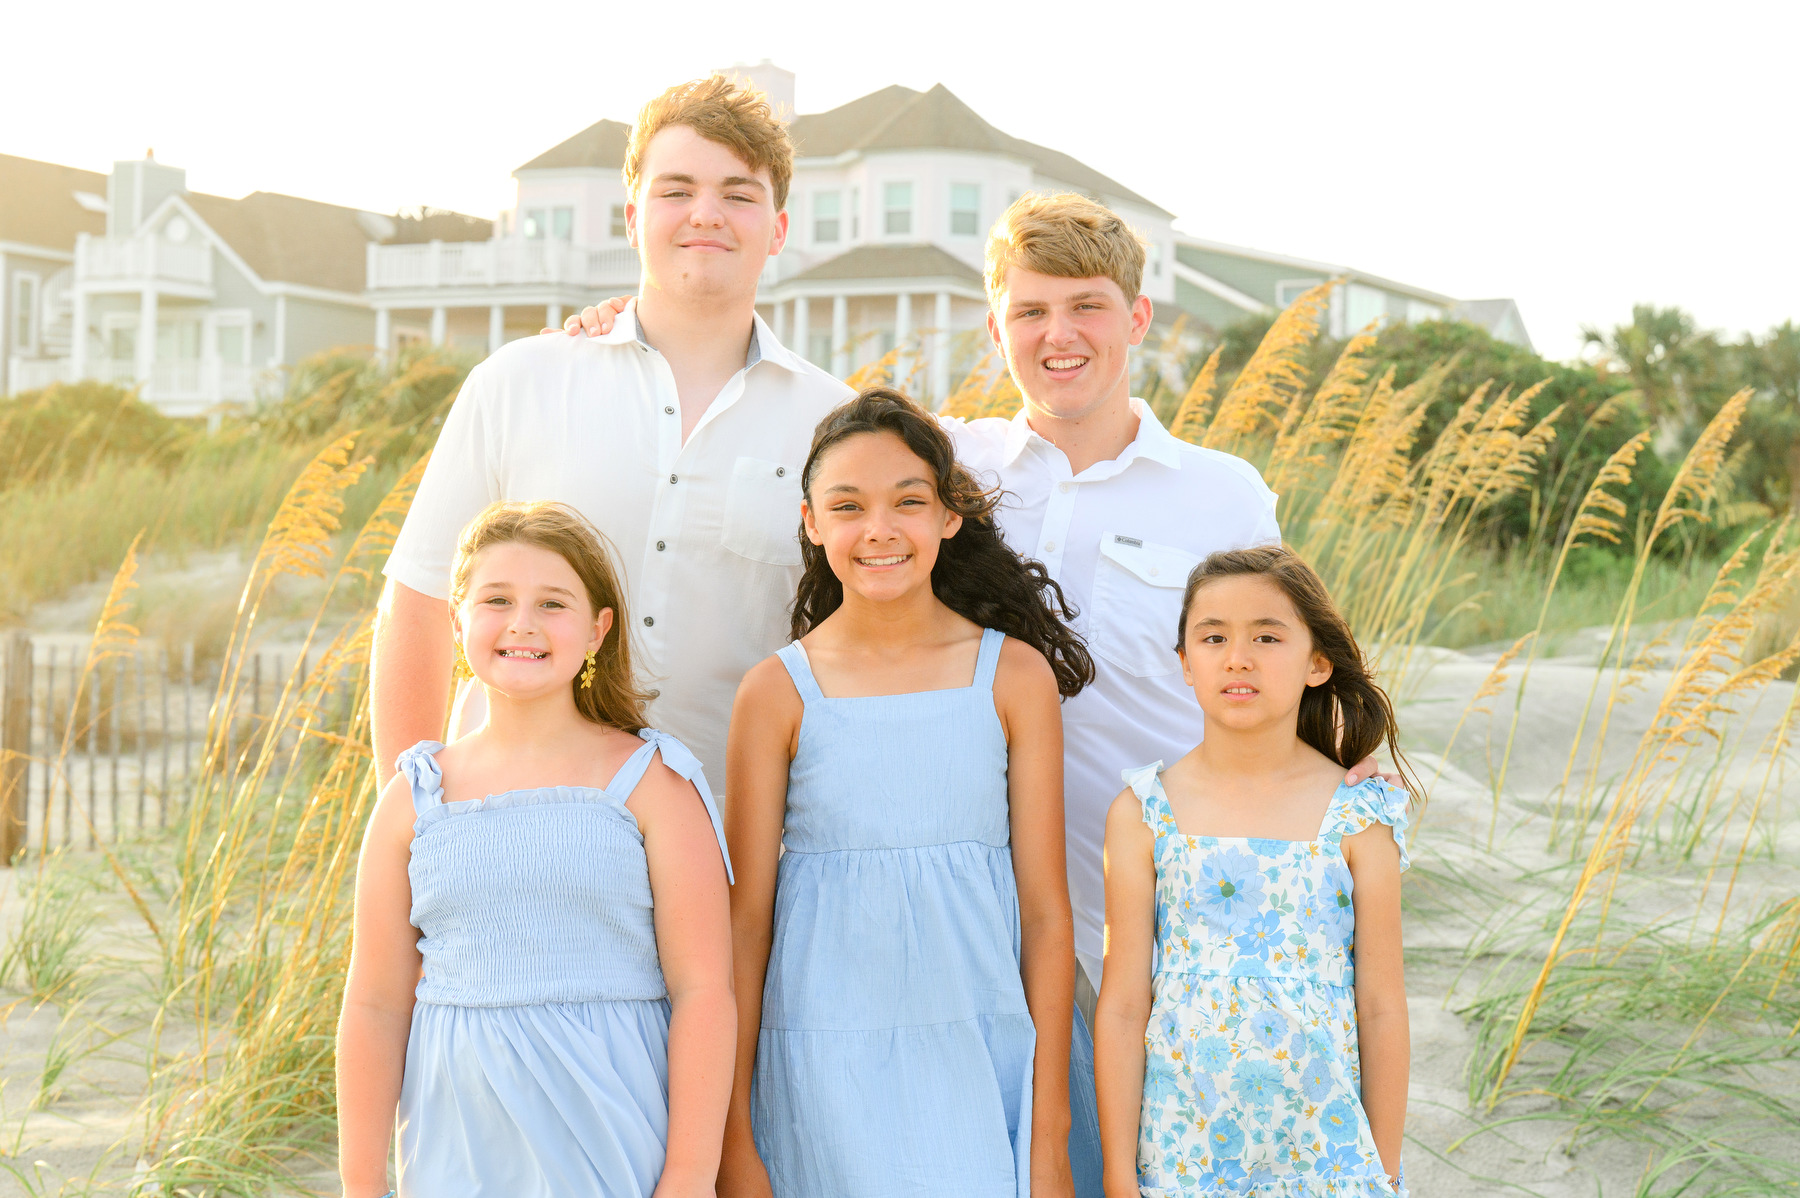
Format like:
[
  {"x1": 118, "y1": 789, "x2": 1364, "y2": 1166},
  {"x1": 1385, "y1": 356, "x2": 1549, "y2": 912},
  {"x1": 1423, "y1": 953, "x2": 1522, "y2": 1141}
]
[{"x1": 1093, "y1": 546, "x2": 1415, "y2": 1198}]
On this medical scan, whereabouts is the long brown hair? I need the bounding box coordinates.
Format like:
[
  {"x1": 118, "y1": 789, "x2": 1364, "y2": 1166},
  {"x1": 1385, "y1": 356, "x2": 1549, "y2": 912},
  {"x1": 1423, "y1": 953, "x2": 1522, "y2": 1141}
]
[
  {"x1": 791, "y1": 388, "x2": 1095, "y2": 698},
  {"x1": 1177, "y1": 545, "x2": 1419, "y2": 799},
  {"x1": 451, "y1": 500, "x2": 652, "y2": 733}
]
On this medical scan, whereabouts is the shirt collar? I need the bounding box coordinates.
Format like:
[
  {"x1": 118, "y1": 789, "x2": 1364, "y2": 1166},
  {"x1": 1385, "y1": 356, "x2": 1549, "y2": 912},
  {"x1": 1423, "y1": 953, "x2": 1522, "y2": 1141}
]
[
  {"x1": 616, "y1": 299, "x2": 806, "y2": 375},
  {"x1": 1002, "y1": 396, "x2": 1185, "y2": 474}
]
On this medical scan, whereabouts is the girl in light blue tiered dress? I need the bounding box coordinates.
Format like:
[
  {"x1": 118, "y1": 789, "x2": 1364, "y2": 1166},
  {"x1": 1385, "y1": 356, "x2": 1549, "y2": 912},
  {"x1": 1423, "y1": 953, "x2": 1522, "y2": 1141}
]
[
  {"x1": 337, "y1": 501, "x2": 736, "y2": 1198},
  {"x1": 1094, "y1": 546, "x2": 1414, "y2": 1198},
  {"x1": 721, "y1": 391, "x2": 1099, "y2": 1198}
]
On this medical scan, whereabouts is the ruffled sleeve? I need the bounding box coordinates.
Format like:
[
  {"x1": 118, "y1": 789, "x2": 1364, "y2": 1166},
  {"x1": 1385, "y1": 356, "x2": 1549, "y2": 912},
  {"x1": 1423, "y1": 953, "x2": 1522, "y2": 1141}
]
[
  {"x1": 636, "y1": 729, "x2": 735, "y2": 884},
  {"x1": 1120, "y1": 761, "x2": 1176, "y2": 838},
  {"x1": 396, "y1": 740, "x2": 447, "y2": 816},
  {"x1": 1332, "y1": 778, "x2": 1411, "y2": 872}
]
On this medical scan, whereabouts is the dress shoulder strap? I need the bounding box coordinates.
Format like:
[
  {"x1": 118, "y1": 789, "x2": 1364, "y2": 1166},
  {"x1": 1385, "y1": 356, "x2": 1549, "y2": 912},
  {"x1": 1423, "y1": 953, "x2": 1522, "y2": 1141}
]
[
  {"x1": 973, "y1": 627, "x2": 1006, "y2": 691},
  {"x1": 395, "y1": 740, "x2": 447, "y2": 816},
  {"x1": 1121, "y1": 761, "x2": 1176, "y2": 841},
  {"x1": 610, "y1": 728, "x2": 735, "y2": 884},
  {"x1": 775, "y1": 641, "x2": 825, "y2": 703}
]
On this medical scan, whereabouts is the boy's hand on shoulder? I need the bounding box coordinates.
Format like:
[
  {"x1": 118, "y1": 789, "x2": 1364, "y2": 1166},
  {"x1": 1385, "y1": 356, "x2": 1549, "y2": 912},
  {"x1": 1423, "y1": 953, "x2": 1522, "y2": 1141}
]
[
  {"x1": 1344, "y1": 755, "x2": 1405, "y2": 790},
  {"x1": 539, "y1": 296, "x2": 634, "y2": 336}
]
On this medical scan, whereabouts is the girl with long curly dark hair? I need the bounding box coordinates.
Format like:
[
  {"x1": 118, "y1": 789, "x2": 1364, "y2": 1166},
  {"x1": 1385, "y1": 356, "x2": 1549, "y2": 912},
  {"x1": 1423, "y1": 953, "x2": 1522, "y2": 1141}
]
[{"x1": 721, "y1": 388, "x2": 1095, "y2": 1198}]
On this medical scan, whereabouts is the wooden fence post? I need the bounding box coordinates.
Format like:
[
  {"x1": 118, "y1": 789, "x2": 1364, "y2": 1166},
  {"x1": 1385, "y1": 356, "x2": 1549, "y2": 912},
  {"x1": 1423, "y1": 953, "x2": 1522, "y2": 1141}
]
[{"x1": 1, "y1": 632, "x2": 32, "y2": 864}]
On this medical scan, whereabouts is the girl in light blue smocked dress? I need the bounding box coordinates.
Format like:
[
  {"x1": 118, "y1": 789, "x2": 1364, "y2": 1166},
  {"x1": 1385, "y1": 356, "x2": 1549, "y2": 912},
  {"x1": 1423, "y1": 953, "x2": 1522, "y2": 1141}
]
[
  {"x1": 337, "y1": 502, "x2": 735, "y2": 1198},
  {"x1": 720, "y1": 391, "x2": 1100, "y2": 1198},
  {"x1": 1095, "y1": 547, "x2": 1414, "y2": 1198}
]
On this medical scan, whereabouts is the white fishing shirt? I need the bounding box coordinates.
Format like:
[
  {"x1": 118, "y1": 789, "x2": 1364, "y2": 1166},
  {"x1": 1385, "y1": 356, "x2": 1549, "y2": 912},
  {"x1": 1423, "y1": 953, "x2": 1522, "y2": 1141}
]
[
  {"x1": 384, "y1": 303, "x2": 853, "y2": 787},
  {"x1": 947, "y1": 399, "x2": 1282, "y2": 983}
]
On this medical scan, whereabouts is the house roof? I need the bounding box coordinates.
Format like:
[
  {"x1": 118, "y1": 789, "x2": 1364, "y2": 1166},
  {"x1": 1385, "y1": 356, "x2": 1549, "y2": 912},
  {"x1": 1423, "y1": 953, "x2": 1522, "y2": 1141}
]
[
  {"x1": 1174, "y1": 235, "x2": 1457, "y2": 306},
  {"x1": 783, "y1": 243, "x2": 982, "y2": 284},
  {"x1": 184, "y1": 190, "x2": 384, "y2": 294},
  {"x1": 384, "y1": 207, "x2": 495, "y2": 245},
  {"x1": 516, "y1": 119, "x2": 632, "y2": 172},
  {"x1": 0, "y1": 152, "x2": 108, "y2": 251},
  {"x1": 513, "y1": 85, "x2": 1171, "y2": 218},
  {"x1": 792, "y1": 84, "x2": 1171, "y2": 217}
]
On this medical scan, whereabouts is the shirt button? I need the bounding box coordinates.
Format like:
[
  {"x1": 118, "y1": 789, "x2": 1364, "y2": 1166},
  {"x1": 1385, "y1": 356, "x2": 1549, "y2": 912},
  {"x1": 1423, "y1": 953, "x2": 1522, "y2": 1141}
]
[
  {"x1": 656, "y1": 540, "x2": 666, "y2": 551},
  {"x1": 1044, "y1": 541, "x2": 1057, "y2": 553},
  {"x1": 1149, "y1": 566, "x2": 1160, "y2": 577},
  {"x1": 643, "y1": 616, "x2": 655, "y2": 627},
  {"x1": 669, "y1": 474, "x2": 678, "y2": 484},
  {"x1": 1059, "y1": 482, "x2": 1071, "y2": 494},
  {"x1": 664, "y1": 405, "x2": 675, "y2": 415},
  {"x1": 776, "y1": 466, "x2": 786, "y2": 477}
]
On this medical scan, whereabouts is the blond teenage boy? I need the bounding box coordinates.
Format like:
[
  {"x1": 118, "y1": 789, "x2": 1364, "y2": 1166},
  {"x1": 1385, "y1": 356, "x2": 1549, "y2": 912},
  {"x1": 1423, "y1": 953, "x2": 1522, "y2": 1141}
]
[{"x1": 373, "y1": 76, "x2": 852, "y2": 790}]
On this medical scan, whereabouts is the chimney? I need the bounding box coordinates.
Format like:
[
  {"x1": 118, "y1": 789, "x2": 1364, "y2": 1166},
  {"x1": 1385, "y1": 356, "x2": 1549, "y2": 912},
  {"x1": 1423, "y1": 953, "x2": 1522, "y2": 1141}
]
[
  {"x1": 107, "y1": 153, "x2": 187, "y2": 236},
  {"x1": 717, "y1": 59, "x2": 795, "y2": 121}
]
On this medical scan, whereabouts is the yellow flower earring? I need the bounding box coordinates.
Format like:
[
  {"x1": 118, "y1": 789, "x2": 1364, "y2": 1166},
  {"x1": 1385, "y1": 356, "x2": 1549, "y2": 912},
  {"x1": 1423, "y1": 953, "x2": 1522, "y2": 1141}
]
[
  {"x1": 452, "y1": 639, "x2": 472, "y2": 682},
  {"x1": 580, "y1": 648, "x2": 598, "y2": 689}
]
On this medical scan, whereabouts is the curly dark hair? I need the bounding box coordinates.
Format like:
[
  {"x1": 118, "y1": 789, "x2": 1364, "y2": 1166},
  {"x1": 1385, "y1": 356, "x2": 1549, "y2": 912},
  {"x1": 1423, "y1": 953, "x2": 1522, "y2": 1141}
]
[{"x1": 790, "y1": 388, "x2": 1095, "y2": 698}]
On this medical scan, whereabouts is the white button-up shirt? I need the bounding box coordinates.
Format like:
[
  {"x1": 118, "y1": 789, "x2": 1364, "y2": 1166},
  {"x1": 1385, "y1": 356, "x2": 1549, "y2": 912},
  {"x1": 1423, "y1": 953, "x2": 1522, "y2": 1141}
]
[
  {"x1": 948, "y1": 399, "x2": 1281, "y2": 982},
  {"x1": 384, "y1": 303, "x2": 853, "y2": 786}
]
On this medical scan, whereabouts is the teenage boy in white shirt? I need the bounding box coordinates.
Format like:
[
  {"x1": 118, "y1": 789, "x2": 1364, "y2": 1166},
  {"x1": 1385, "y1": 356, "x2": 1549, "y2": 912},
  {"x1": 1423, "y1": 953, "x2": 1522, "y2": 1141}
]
[{"x1": 372, "y1": 76, "x2": 852, "y2": 789}]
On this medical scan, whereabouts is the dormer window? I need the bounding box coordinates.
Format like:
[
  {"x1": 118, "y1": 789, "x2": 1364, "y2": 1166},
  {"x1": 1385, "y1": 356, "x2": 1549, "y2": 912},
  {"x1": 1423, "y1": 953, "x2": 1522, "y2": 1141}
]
[
  {"x1": 950, "y1": 184, "x2": 980, "y2": 236},
  {"x1": 883, "y1": 182, "x2": 913, "y2": 236},
  {"x1": 523, "y1": 209, "x2": 547, "y2": 240},
  {"x1": 551, "y1": 207, "x2": 574, "y2": 241},
  {"x1": 814, "y1": 191, "x2": 841, "y2": 243}
]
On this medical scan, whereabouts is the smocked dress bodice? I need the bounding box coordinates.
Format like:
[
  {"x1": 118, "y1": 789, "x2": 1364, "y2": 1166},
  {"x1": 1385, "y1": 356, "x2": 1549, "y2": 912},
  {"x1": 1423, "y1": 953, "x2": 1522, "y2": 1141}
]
[
  {"x1": 394, "y1": 730, "x2": 730, "y2": 1198},
  {"x1": 1127, "y1": 764, "x2": 1409, "y2": 1198}
]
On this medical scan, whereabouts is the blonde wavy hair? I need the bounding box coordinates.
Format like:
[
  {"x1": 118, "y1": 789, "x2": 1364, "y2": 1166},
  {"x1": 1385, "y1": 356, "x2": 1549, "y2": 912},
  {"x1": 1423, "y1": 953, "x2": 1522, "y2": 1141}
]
[{"x1": 451, "y1": 501, "x2": 651, "y2": 733}]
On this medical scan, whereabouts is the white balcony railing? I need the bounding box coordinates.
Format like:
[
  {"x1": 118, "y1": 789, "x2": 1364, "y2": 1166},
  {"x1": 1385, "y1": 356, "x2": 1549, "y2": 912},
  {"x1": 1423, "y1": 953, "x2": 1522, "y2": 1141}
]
[
  {"x1": 76, "y1": 233, "x2": 213, "y2": 291},
  {"x1": 368, "y1": 239, "x2": 640, "y2": 292},
  {"x1": 6, "y1": 356, "x2": 74, "y2": 395}
]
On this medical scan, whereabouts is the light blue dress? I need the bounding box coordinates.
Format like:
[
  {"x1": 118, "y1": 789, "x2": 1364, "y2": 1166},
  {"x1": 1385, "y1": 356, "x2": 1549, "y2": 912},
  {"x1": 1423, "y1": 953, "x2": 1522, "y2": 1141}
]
[
  {"x1": 756, "y1": 627, "x2": 1093, "y2": 1197},
  {"x1": 1126, "y1": 764, "x2": 1409, "y2": 1198},
  {"x1": 394, "y1": 729, "x2": 732, "y2": 1198}
]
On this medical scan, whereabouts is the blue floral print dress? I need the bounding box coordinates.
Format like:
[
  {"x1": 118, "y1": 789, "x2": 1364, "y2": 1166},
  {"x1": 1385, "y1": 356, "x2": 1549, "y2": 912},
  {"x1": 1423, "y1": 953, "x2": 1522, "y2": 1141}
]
[{"x1": 1125, "y1": 763, "x2": 1409, "y2": 1198}]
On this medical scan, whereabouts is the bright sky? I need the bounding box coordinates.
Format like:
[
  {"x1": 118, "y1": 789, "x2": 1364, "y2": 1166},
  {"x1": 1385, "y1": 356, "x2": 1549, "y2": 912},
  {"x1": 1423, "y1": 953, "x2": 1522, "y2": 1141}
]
[{"x1": 5, "y1": 0, "x2": 1794, "y2": 362}]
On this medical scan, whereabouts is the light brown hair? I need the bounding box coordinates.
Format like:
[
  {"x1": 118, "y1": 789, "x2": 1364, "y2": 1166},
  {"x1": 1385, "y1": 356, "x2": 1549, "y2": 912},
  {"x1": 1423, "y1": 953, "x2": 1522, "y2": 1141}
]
[
  {"x1": 451, "y1": 501, "x2": 652, "y2": 733},
  {"x1": 624, "y1": 75, "x2": 795, "y2": 212},
  {"x1": 1176, "y1": 545, "x2": 1420, "y2": 800},
  {"x1": 984, "y1": 192, "x2": 1147, "y2": 304}
]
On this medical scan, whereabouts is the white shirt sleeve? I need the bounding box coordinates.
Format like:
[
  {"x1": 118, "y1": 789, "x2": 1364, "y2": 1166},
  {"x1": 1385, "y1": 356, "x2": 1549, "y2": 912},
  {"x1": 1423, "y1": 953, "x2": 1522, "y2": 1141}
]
[{"x1": 382, "y1": 362, "x2": 501, "y2": 601}]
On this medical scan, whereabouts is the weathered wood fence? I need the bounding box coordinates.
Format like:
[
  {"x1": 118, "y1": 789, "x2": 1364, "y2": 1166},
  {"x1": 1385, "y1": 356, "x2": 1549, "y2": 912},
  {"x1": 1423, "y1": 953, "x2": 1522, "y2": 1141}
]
[{"x1": 0, "y1": 631, "x2": 302, "y2": 861}]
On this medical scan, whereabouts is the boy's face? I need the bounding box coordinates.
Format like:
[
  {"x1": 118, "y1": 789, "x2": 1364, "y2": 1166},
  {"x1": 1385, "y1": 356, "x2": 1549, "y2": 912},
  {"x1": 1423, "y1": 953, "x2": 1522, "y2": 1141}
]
[
  {"x1": 986, "y1": 267, "x2": 1153, "y2": 425},
  {"x1": 627, "y1": 124, "x2": 788, "y2": 305}
]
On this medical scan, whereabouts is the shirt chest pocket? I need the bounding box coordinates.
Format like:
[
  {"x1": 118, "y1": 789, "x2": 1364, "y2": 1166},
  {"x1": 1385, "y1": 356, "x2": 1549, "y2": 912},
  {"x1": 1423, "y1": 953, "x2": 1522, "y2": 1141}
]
[
  {"x1": 1090, "y1": 532, "x2": 1202, "y2": 677},
  {"x1": 721, "y1": 456, "x2": 804, "y2": 566}
]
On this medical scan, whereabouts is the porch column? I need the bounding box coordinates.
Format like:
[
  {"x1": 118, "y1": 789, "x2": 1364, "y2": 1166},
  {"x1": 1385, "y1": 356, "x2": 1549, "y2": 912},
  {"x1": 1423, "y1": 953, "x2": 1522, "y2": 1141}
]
[
  {"x1": 136, "y1": 286, "x2": 158, "y2": 385},
  {"x1": 830, "y1": 294, "x2": 850, "y2": 377},
  {"x1": 71, "y1": 285, "x2": 89, "y2": 378},
  {"x1": 894, "y1": 292, "x2": 912, "y2": 389},
  {"x1": 932, "y1": 291, "x2": 952, "y2": 407},
  {"x1": 430, "y1": 306, "x2": 448, "y2": 346},
  {"x1": 374, "y1": 307, "x2": 391, "y2": 361},
  {"x1": 793, "y1": 296, "x2": 811, "y2": 364},
  {"x1": 545, "y1": 303, "x2": 563, "y2": 332},
  {"x1": 488, "y1": 305, "x2": 505, "y2": 354}
]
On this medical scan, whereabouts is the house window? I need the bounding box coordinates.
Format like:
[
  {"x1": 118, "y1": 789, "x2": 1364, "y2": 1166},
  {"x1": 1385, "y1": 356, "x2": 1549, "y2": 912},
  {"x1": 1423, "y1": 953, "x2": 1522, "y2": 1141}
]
[
  {"x1": 1405, "y1": 299, "x2": 1444, "y2": 324},
  {"x1": 12, "y1": 273, "x2": 40, "y2": 355},
  {"x1": 214, "y1": 317, "x2": 249, "y2": 365},
  {"x1": 883, "y1": 182, "x2": 913, "y2": 236},
  {"x1": 1345, "y1": 283, "x2": 1386, "y2": 332},
  {"x1": 1149, "y1": 243, "x2": 1163, "y2": 278},
  {"x1": 1275, "y1": 278, "x2": 1324, "y2": 309},
  {"x1": 610, "y1": 204, "x2": 628, "y2": 239},
  {"x1": 522, "y1": 209, "x2": 548, "y2": 240},
  {"x1": 551, "y1": 207, "x2": 575, "y2": 241},
  {"x1": 814, "y1": 191, "x2": 841, "y2": 243},
  {"x1": 949, "y1": 184, "x2": 980, "y2": 236},
  {"x1": 107, "y1": 324, "x2": 136, "y2": 362},
  {"x1": 849, "y1": 187, "x2": 860, "y2": 239}
]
